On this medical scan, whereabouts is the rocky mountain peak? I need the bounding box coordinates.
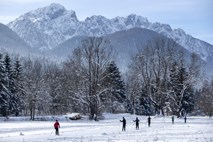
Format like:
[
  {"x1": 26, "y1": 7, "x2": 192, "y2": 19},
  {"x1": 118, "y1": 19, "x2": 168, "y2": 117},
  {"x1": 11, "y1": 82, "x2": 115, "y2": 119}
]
[
  {"x1": 125, "y1": 14, "x2": 149, "y2": 27},
  {"x1": 34, "y1": 3, "x2": 66, "y2": 19},
  {"x1": 7, "y1": 3, "x2": 79, "y2": 49},
  {"x1": 12, "y1": 3, "x2": 77, "y2": 23}
]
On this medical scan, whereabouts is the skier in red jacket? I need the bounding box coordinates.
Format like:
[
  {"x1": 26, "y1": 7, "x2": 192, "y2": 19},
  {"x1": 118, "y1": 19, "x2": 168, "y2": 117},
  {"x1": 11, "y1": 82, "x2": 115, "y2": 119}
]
[{"x1": 54, "y1": 120, "x2": 60, "y2": 135}]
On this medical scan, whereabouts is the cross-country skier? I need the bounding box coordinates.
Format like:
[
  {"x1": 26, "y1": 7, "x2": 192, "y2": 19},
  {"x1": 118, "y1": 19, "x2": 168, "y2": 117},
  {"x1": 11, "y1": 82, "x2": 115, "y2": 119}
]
[
  {"x1": 54, "y1": 120, "x2": 60, "y2": 135},
  {"x1": 120, "y1": 117, "x2": 126, "y2": 131},
  {"x1": 133, "y1": 117, "x2": 140, "y2": 130},
  {"x1": 148, "y1": 116, "x2": 151, "y2": 127},
  {"x1": 184, "y1": 116, "x2": 187, "y2": 123},
  {"x1": 172, "y1": 115, "x2": 174, "y2": 124}
]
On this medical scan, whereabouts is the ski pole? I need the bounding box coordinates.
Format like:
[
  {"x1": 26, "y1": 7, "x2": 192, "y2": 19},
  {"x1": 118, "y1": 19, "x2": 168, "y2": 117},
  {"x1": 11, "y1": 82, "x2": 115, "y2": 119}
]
[{"x1": 50, "y1": 128, "x2": 54, "y2": 134}]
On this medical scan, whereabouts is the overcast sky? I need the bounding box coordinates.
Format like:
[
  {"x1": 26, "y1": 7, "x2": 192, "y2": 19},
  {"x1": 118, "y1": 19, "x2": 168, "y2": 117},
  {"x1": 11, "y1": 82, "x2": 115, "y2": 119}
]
[{"x1": 0, "y1": 0, "x2": 212, "y2": 44}]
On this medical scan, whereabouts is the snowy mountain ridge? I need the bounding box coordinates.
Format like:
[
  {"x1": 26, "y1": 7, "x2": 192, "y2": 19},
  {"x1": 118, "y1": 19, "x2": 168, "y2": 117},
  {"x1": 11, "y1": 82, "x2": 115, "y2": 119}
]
[
  {"x1": 8, "y1": 3, "x2": 79, "y2": 50},
  {"x1": 8, "y1": 3, "x2": 213, "y2": 60}
]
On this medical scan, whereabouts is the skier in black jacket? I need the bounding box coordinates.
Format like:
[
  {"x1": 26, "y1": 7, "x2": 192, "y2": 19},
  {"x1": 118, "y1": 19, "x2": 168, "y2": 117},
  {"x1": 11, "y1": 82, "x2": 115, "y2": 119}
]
[
  {"x1": 120, "y1": 117, "x2": 126, "y2": 131},
  {"x1": 148, "y1": 116, "x2": 151, "y2": 127},
  {"x1": 133, "y1": 117, "x2": 140, "y2": 130},
  {"x1": 184, "y1": 116, "x2": 187, "y2": 123}
]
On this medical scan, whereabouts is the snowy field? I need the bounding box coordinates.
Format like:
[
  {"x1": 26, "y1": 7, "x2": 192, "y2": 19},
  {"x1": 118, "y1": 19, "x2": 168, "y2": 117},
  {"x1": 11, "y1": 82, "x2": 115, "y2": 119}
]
[{"x1": 0, "y1": 113, "x2": 213, "y2": 142}]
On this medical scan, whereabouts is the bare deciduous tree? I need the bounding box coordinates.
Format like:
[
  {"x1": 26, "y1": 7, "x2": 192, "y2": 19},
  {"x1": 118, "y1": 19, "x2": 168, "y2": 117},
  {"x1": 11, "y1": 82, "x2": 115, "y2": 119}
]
[{"x1": 63, "y1": 37, "x2": 114, "y2": 120}]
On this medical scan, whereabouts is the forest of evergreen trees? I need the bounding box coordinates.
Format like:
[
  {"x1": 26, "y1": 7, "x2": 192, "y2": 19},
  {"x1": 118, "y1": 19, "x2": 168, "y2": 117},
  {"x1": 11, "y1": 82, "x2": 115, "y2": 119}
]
[{"x1": 0, "y1": 37, "x2": 213, "y2": 120}]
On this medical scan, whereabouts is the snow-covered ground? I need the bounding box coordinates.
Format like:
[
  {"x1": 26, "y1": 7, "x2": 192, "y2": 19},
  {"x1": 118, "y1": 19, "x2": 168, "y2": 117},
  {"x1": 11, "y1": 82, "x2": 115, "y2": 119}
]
[{"x1": 0, "y1": 113, "x2": 212, "y2": 142}]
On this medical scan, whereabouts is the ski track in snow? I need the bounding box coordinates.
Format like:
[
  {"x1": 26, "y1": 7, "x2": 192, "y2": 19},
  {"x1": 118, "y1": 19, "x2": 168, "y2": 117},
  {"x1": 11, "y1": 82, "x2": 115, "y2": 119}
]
[{"x1": 0, "y1": 114, "x2": 213, "y2": 142}]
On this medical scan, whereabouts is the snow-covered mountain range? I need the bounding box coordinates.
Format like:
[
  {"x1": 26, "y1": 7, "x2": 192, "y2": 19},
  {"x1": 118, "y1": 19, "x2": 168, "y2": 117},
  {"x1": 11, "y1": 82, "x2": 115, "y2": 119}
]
[{"x1": 7, "y1": 3, "x2": 213, "y2": 62}]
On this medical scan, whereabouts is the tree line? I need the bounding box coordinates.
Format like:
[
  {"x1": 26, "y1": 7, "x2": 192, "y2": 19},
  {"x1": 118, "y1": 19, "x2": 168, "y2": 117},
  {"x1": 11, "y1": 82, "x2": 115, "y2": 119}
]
[
  {"x1": 0, "y1": 54, "x2": 23, "y2": 117},
  {"x1": 126, "y1": 38, "x2": 203, "y2": 117},
  {"x1": 0, "y1": 37, "x2": 212, "y2": 120}
]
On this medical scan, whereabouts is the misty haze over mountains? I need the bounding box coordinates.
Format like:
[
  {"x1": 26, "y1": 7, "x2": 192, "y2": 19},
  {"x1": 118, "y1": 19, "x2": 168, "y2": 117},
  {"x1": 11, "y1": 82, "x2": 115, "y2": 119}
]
[{"x1": 0, "y1": 3, "x2": 213, "y2": 76}]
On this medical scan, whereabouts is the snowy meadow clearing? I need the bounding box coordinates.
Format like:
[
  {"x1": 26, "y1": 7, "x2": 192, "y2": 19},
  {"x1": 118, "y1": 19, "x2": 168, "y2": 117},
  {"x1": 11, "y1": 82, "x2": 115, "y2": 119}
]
[{"x1": 0, "y1": 113, "x2": 213, "y2": 142}]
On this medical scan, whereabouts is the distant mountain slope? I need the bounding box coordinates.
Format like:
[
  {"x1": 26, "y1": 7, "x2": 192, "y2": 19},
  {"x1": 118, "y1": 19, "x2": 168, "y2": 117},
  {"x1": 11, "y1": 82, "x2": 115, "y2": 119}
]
[
  {"x1": 0, "y1": 23, "x2": 32, "y2": 54},
  {"x1": 48, "y1": 36, "x2": 86, "y2": 58},
  {"x1": 8, "y1": 3, "x2": 213, "y2": 62},
  {"x1": 105, "y1": 28, "x2": 164, "y2": 70},
  {"x1": 50, "y1": 28, "x2": 161, "y2": 57},
  {"x1": 50, "y1": 28, "x2": 193, "y2": 72}
]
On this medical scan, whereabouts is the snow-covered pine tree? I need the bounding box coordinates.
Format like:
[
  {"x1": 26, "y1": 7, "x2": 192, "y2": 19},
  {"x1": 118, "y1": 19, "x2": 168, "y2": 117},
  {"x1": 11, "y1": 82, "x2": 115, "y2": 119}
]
[
  {"x1": 0, "y1": 53, "x2": 10, "y2": 117},
  {"x1": 182, "y1": 85, "x2": 194, "y2": 114},
  {"x1": 12, "y1": 58, "x2": 25, "y2": 115},
  {"x1": 4, "y1": 54, "x2": 20, "y2": 116},
  {"x1": 103, "y1": 61, "x2": 126, "y2": 113}
]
